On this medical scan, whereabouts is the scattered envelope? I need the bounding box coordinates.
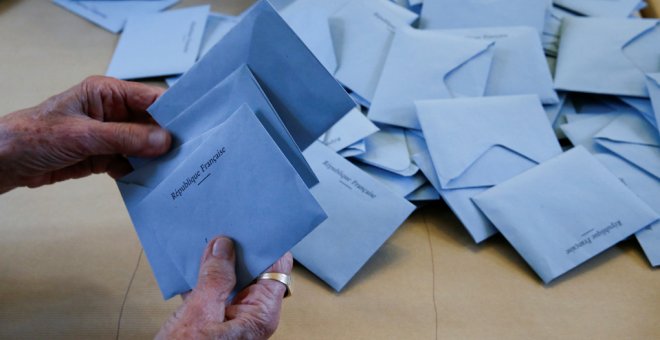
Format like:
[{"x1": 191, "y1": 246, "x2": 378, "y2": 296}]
[
  {"x1": 554, "y1": 0, "x2": 646, "y2": 17},
  {"x1": 52, "y1": 0, "x2": 179, "y2": 33},
  {"x1": 594, "y1": 152, "x2": 660, "y2": 267},
  {"x1": 279, "y1": 0, "x2": 344, "y2": 73},
  {"x1": 416, "y1": 95, "x2": 561, "y2": 242},
  {"x1": 353, "y1": 126, "x2": 419, "y2": 176},
  {"x1": 473, "y1": 147, "x2": 659, "y2": 283},
  {"x1": 594, "y1": 113, "x2": 660, "y2": 179},
  {"x1": 330, "y1": 0, "x2": 417, "y2": 104},
  {"x1": 356, "y1": 162, "x2": 427, "y2": 197},
  {"x1": 157, "y1": 65, "x2": 318, "y2": 188},
  {"x1": 646, "y1": 74, "x2": 660, "y2": 134},
  {"x1": 322, "y1": 107, "x2": 379, "y2": 152},
  {"x1": 419, "y1": 0, "x2": 548, "y2": 34},
  {"x1": 618, "y1": 96, "x2": 656, "y2": 128},
  {"x1": 339, "y1": 140, "x2": 367, "y2": 158},
  {"x1": 198, "y1": 13, "x2": 239, "y2": 57},
  {"x1": 444, "y1": 26, "x2": 558, "y2": 104},
  {"x1": 561, "y1": 113, "x2": 622, "y2": 153},
  {"x1": 106, "y1": 5, "x2": 210, "y2": 80},
  {"x1": 406, "y1": 183, "x2": 441, "y2": 202},
  {"x1": 554, "y1": 17, "x2": 660, "y2": 98},
  {"x1": 368, "y1": 27, "x2": 494, "y2": 129},
  {"x1": 292, "y1": 142, "x2": 416, "y2": 291},
  {"x1": 417, "y1": 95, "x2": 562, "y2": 189},
  {"x1": 121, "y1": 106, "x2": 327, "y2": 297},
  {"x1": 149, "y1": 0, "x2": 355, "y2": 150}
]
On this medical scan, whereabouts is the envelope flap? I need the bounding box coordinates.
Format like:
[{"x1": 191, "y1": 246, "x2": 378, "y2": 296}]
[
  {"x1": 648, "y1": 73, "x2": 660, "y2": 87},
  {"x1": 595, "y1": 114, "x2": 660, "y2": 147},
  {"x1": 417, "y1": 95, "x2": 561, "y2": 188}
]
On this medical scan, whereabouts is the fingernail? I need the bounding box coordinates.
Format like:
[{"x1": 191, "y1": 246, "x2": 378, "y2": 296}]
[
  {"x1": 148, "y1": 129, "x2": 168, "y2": 148},
  {"x1": 212, "y1": 237, "x2": 233, "y2": 259}
]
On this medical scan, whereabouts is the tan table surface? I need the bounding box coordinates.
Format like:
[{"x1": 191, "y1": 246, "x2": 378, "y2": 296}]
[{"x1": 0, "y1": 1, "x2": 658, "y2": 339}]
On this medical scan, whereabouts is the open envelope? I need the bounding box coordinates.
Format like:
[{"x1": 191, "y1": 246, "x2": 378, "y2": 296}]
[
  {"x1": 368, "y1": 27, "x2": 494, "y2": 129},
  {"x1": 149, "y1": 0, "x2": 355, "y2": 150},
  {"x1": 444, "y1": 27, "x2": 558, "y2": 105},
  {"x1": 52, "y1": 0, "x2": 179, "y2": 33},
  {"x1": 356, "y1": 162, "x2": 427, "y2": 197},
  {"x1": 554, "y1": 0, "x2": 646, "y2": 17},
  {"x1": 647, "y1": 74, "x2": 660, "y2": 134},
  {"x1": 618, "y1": 96, "x2": 656, "y2": 128},
  {"x1": 473, "y1": 147, "x2": 659, "y2": 283},
  {"x1": 160, "y1": 65, "x2": 317, "y2": 188},
  {"x1": 119, "y1": 106, "x2": 326, "y2": 298},
  {"x1": 106, "y1": 5, "x2": 210, "y2": 80},
  {"x1": 353, "y1": 126, "x2": 419, "y2": 176},
  {"x1": 416, "y1": 95, "x2": 562, "y2": 242},
  {"x1": 594, "y1": 113, "x2": 660, "y2": 180},
  {"x1": 419, "y1": 0, "x2": 548, "y2": 34},
  {"x1": 330, "y1": 0, "x2": 417, "y2": 104},
  {"x1": 292, "y1": 142, "x2": 415, "y2": 291},
  {"x1": 554, "y1": 17, "x2": 660, "y2": 98}
]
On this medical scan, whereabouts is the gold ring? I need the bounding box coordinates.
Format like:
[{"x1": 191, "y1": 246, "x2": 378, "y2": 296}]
[{"x1": 258, "y1": 272, "x2": 292, "y2": 298}]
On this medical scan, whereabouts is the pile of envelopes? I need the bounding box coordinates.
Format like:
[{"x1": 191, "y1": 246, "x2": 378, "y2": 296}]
[{"x1": 54, "y1": 0, "x2": 659, "y2": 297}]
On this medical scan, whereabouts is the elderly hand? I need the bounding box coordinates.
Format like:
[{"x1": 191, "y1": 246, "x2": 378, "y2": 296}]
[
  {"x1": 0, "y1": 76, "x2": 171, "y2": 194},
  {"x1": 157, "y1": 237, "x2": 293, "y2": 340}
]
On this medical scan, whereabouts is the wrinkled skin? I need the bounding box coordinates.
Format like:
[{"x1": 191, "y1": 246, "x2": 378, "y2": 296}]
[
  {"x1": 0, "y1": 76, "x2": 170, "y2": 193},
  {"x1": 157, "y1": 238, "x2": 293, "y2": 340},
  {"x1": 0, "y1": 76, "x2": 292, "y2": 339}
]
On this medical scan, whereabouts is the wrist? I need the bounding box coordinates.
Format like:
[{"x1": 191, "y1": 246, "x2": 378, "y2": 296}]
[{"x1": 0, "y1": 115, "x2": 18, "y2": 194}]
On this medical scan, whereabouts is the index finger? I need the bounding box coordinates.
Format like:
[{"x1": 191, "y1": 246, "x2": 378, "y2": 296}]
[{"x1": 80, "y1": 76, "x2": 165, "y2": 123}]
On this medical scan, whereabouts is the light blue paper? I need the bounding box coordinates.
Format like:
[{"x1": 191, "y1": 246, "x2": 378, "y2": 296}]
[
  {"x1": 338, "y1": 140, "x2": 367, "y2": 158},
  {"x1": 473, "y1": 147, "x2": 659, "y2": 283},
  {"x1": 417, "y1": 95, "x2": 562, "y2": 243},
  {"x1": 330, "y1": 0, "x2": 417, "y2": 103},
  {"x1": 52, "y1": 0, "x2": 179, "y2": 33},
  {"x1": 149, "y1": 0, "x2": 355, "y2": 150},
  {"x1": 106, "y1": 5, "x2": 210, "y2": 80},
  {"x1": 618, "y1": 96, "x2": 656, "y2": 128},
  {"x1": 554, "y1": 0, "x2": 645, "y2": 17},
  {"x1": 368, "y1": 27, "x2": 494, "y2": 129},
  {"x1": 406, "y1": 183, "x2": 441, "y2": 202},
  {"x1": 292, "y1": 142, "x2": 416, "y2": 291},
  {"x1": 419, "y1": 0, "x2": 548, "y2": 34},
  {"x1": 322, "y1": 107, "x2": 379, "y2": 152},
  {"x1": 353, "y1": 125, "x2": 418, "y2": 176},
  {"x1": 124, "y1": 106, "x2": 327, "y2": 297},
  {"x1": 554, "y1": 17, "x2": 660, "y2": 98},
  {"x1": 646, "y1": 74, "x2": 660, "y2": 135},
  {"x1": 356, "y1": 162, "x2": 426, "y2": 197},
  {"x1": 444, "y1": 26, "x2": 558, "y2": 104},
  {"x1": 594, "y1": 113, "x2": 660, "y2": 180}
]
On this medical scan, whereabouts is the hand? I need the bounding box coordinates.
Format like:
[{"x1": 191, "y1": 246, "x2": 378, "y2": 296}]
[
  {"x1": 0, "y1": 76, "x2": 171, "y2": 194},
  {"x1": 157, "y1": 237, "x2": 293, "y2": 340}
]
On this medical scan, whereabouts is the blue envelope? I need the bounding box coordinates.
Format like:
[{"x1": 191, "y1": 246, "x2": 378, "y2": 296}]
[
  {"x1": 292, "y1": 142, "x2": 415, "y2": 291},
  {"x1": 555, "y1": 18, "x2": 660, "y2": 98},
  {"x1": 647, "y1": 74, "x2": 660, "y2": 134},
  {"x1": 594, "y1": 114, "x2": 660, "y2": 180},
  {"x1": 122, "y1": 106, "x2": 327, "y2": 297},
  {"x1": 416, "y1": 95, "x2": 562, "y2": 242},
  {"x1": 338, "y1": 140, "x2": 367, "y2": 158},
  {"x1": 618, "y1": 96, "x2": 656, "y2": 128},
  {"x1": 368, "y1": 27, "x2": 494, "y2": 129},
  {"x1": 157, "y1": 65, "x2": 318, "y2": 188},
  {"x1": 198, "y1": 13, "x2": 239, "y2": 58},
  {"x1": 330, "y1": 0, "x2": 418, "y2": 104},
  {"x1": 444, "y1": 27, "x2": 558, "y2": 105},
  {"x1": 561, "y1": 113, "x2": 623, "y2": 153},
  {"x1": 353, "y1": 126, "x2": 419, "y2": 176},
  {"x1": 52, "y1": 0, "x2": 179, "y2": 33},
  {"x1": 594, "y1": 153, "x2": 660, "y2": 267},
  {"x1": 278, "y1": 0, "x2": 346, "y2": 73},
  {"x1": 149, "y1": 0, "x2": 355, "y2": 150},
  {"x1": 321, "y1": 107, "x2": 379, "y2": 153},
  {"x1": 106, "y1": 5, "x2": 210, "y2": 80},
  {"x1": 406, "y1": 183, "x2": 441, "y2": 202},
  {"x1": 355, "y1": 162, "x2": 427, "y2": 197},
  {"x1": 473, "y1": 147, "x2": 659, "y2": 283},
  {"x1": 419, "y1": 0, "x2": 548, "y2": 34},
  {"x1": 554, "y1": 0, "x2": 645, "y2": 17}
]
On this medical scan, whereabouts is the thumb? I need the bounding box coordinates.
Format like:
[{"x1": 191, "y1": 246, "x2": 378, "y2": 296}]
[
  {"x1": 83, "y1": 120, "x2": 171, "y2": 158},
  {"x1": 196, "y1": 237, "x2": 237, "y2": 303}
]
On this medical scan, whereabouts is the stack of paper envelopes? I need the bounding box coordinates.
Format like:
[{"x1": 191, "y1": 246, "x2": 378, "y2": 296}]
[{"x1": 51, "y1": 0, "x2": 660, "y2": 292}]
